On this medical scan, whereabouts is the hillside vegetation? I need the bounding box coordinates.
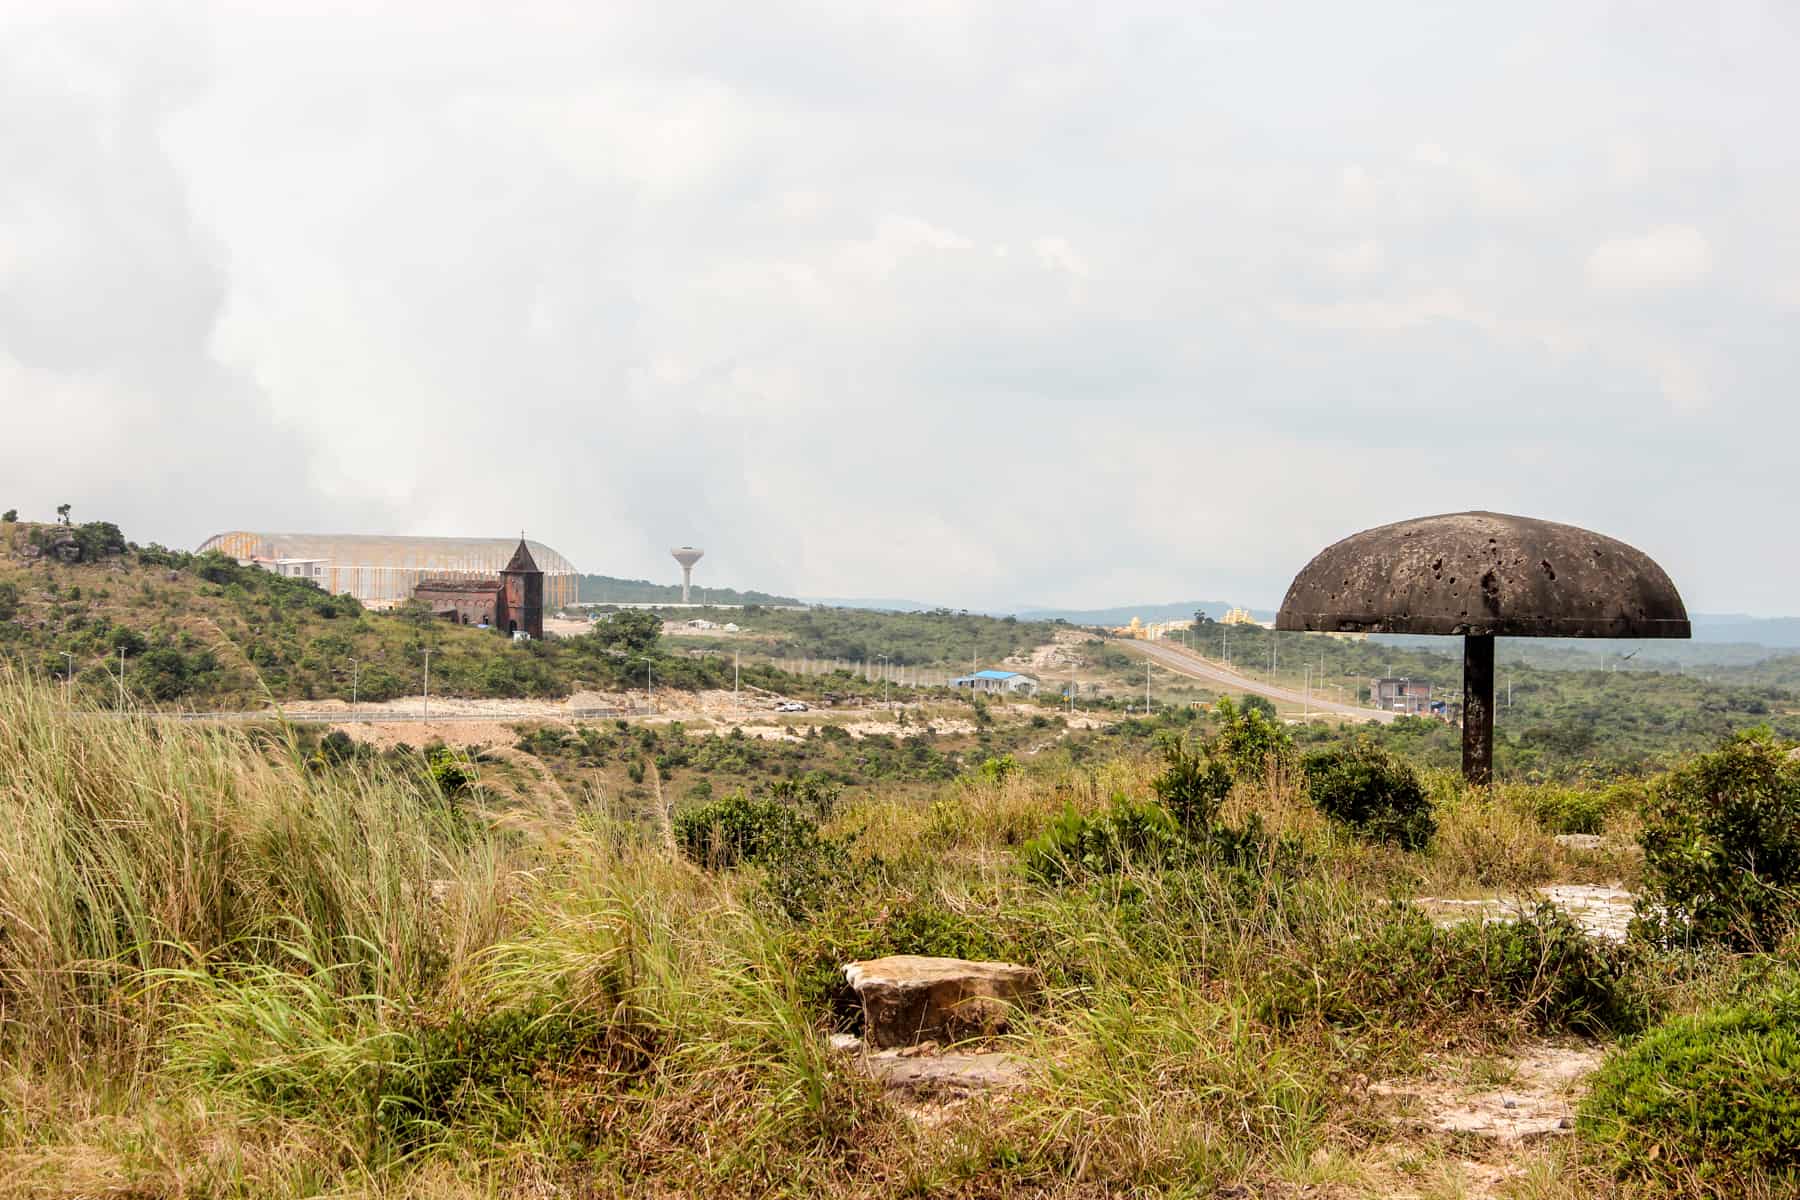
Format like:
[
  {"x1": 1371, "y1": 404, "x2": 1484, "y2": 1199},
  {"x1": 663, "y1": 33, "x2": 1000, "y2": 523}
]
[
  {"x1": 662, "y1": 604, "x2": 1064, "y2": 669},
  {"x1": 4, "y1": 666, "x2": 1798, "y2": 1197},
  {"x1": 1158, "y1": 619, "x2": 1800, "y2": 777},
  {"x1": 579, "y1": 573, "x2": 800, "y2": 606},
  {"x1": 0, "y1": 521, "x2": 824, "y2": 707}
]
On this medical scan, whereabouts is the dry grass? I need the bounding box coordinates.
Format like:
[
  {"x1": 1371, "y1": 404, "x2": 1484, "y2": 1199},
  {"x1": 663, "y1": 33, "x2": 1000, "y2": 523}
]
[{"x1": 0, "y1": 666, "x2": 1776, "y2": 1198}]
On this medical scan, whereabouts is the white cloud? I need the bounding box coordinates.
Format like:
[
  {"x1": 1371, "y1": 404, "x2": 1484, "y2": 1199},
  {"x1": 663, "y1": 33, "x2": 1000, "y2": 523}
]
[
  {"x1": 2, "y1": 3, "x2": 1797, "y2": 613},
  {"x1": 1322, "y1": 239, "x2": 1385, "y2": 278},
  {"x1": 1586, "y1": 226, "x2": 1713, "y2": 292},
  {"x1": 1032, "y1": 236, "x2": 1089, "y2": 279}
]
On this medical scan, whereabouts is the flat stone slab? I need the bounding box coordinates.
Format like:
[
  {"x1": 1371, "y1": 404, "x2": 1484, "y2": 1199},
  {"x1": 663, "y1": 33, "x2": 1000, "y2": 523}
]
[
  {"x1": 1416, "y1": 884, "x2": 1635, "y2": 942},
  {"x1": 829, "y1": 1034, "x2": 1028, "y2": 1096},
  {"x1": 844, "y1": 955, "x2": 1040, "y2": 1050}
]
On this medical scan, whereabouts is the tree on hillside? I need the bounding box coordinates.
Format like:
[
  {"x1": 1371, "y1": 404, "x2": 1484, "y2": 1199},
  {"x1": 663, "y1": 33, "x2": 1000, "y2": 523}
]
[
  {"x1": 1, "y1": 509, "x2": 16, "y2": 523},
  {"x1": 55, "y1": 504, "x2": 71, "y2": 525},
  {"x1": 589, "y1": 608, "x2": 662, "y2": 656}
]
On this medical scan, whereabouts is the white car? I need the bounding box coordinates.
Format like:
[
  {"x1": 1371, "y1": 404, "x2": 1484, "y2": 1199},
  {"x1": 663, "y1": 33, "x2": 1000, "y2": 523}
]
[{"x1": 775, "y1": 700, "x2": 809, "y2": 712}]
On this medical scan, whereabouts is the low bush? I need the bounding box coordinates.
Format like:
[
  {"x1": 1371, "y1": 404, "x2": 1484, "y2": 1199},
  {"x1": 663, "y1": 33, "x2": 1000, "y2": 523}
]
[
  {"x1": 1580, "y1": 983, "x2": 1800, "y2": 1188},
  {"x1": 1635, "y1": 729, "x2": 1800, "y2": 951},
  {"x1": 1208, "y1": 696, "x2": 1296, "y2": 782},
  {"x1": 1022, "y1": 795, "x2": 1184, "y2": 885},
  {"x1": 674, "y1": 791, "x2": 856, "y2": 918},
  {"x1": 1150, "y1": 737, "x2": 1233, "y2": 834},
  {"x1": 1530, "y1": 785, "x2": 1610, "y2": 835},
  {"x1": 1261, "y1": 903, "x2": 1649, "y2": 1037},
  {"x1": 168, "y1": 952, "x2": 629, "y2": 1156},
  {"x1": 1302, "y1": 737, "x2": 1436, "y2": 850}
]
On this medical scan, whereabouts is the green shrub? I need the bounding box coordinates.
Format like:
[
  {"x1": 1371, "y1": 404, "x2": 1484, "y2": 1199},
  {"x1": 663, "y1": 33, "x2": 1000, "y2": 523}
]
[
  {"x1": 1302, "y1": 737, "x2": 1435, "y2": 850},
  {"x1": 1022, "y1": 795, "x2": 1184, "y2": 885},
  {"x1": 426, "y1": 747, "x2": 476, "y2": 798},
  {"x1": 1531, "y1": 786, "x2": 1610, "y2": 835},
  {"x1": 673, "y1": 792, "x2": 854, "y2": 918},
  {"x1": 1635, "y1": 729, "x2": 1800, "y2": 951},
  {"x1": 1262, "y1": 903, "x2": 1648, "y2": 1037},
  {"x1": 978, "y1": 753, "x2": 1020, "y2": 785},
  {"x1": 1580, "y1": 984, "x2": 1800, "y2": 1187},
  {"x1": 0, "y1": 580, "x2": 17, "y2": 622},
  {"x1": 1150, "y1": 737, "x2": 1233, "y2": 834},
  {"x1": 1208, "y1": 695, "x2": 1295, "y2": 781},
  {"x1": 675, "y1": 793, "x2": 822, "y2": 871}
]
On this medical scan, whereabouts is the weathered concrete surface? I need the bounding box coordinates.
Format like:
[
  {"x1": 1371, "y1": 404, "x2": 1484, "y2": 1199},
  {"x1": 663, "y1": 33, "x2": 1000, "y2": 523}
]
[
  {"x1": 1275, "y1": 511, "x2": 1690, "y2": 639},
  {"x1": 844, "y1": 955, "x2": 1039, "y2": 1050},
  {"x1": 1417, "y1": 884, "x2": 1636, "y2": 942}
]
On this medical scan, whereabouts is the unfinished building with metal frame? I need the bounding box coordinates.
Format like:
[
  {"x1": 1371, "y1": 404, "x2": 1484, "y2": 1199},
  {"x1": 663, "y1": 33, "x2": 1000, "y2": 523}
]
[{"x1": 196, "y1": 532, "x2": 581, "y2": 610}]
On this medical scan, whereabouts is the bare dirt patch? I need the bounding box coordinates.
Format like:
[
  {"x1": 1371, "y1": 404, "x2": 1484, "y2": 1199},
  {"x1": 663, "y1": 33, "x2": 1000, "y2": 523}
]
[{"x1": 1371, "y1": 1042, "x2": 1604, "y2": 1141}]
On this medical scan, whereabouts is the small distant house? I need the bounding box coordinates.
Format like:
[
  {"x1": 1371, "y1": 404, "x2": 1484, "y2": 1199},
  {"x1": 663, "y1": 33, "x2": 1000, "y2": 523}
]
[
  {"x1": 1371, "y1": 677, "x2": 1433, "y2": 715},
  {"x1": 951, "y1": 669, "x2": 1039, "y2": 696}
]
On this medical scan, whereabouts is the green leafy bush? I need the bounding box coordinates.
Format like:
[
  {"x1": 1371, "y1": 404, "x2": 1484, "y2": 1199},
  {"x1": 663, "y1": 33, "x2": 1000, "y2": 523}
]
[
  {"x1": 673, "y1": 791, "x2": 854, "y2": 918},
  {"x1": 1208, "y1": 696, "x2": 1296, "y2": 781},
  {"x1": 1530, "y1": 786, "x2": 1610, "y2": 835},
  {"x1": 1302, "y1": 737, "x2": 1436, "y2": 850},
  {"x1": 1635, "y1": 729, "x2": 1800, "y2": 951},
  {"x1": 426, "y1": 747, "x2": 476, "y2": 797},
  {"x1": 1151, "y1": 736, "x2": 1234, "y2": 834},
  {"x1": 1262, "y1": 903, "x2": 1647, "y2": 1037},
  {"x1": 1022, "y1": 795, "x2": 1184, "y2": 884},
  {"x1": 978, "y1": 753, "x2": 1020, "y2": 784},
  {"x1": 1580, "y1": 984, "x2": 1800, "y2": 1187}
]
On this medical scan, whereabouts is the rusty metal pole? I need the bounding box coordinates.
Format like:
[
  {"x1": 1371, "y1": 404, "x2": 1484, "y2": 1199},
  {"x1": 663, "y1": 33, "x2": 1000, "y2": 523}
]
[{"x1": 1462, "y1": 634, "x2": 1494, "y2": 785}]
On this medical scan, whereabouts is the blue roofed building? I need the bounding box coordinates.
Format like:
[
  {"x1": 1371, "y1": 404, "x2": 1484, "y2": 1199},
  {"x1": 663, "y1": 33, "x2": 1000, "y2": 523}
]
[{"x1": 950, "y1": 669, "x2": 1039, "y2": 697}]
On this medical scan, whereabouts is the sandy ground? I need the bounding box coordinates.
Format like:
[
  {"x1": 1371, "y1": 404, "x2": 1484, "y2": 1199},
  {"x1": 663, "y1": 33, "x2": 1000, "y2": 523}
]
[
  {"x1": 1370, "y1": 1041, "x2": 1605, "y2": 1141},
  {"x1": 298, "y1": 689, "x2": 1046, "y2": 752}
]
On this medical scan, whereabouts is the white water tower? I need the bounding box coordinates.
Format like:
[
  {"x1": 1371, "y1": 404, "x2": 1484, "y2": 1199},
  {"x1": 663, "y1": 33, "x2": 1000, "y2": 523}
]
[{"x1": 671, "y1": 546, "x2": 704, "y2": 603}]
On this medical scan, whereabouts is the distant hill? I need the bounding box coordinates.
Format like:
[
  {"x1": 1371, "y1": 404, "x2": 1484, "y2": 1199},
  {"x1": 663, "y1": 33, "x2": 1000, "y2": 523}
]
[
  {"x1": 579, "y1": 574, "x2": 800, "y2": 606},
  {"x1": 800, "y1": 596, "x2": 945, "y2": 613}
]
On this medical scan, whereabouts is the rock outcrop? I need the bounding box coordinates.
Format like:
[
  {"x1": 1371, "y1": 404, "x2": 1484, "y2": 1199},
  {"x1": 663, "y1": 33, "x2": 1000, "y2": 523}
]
[{"x1": 843, "y1": 955, "x2": 1039, "y2": 1050}]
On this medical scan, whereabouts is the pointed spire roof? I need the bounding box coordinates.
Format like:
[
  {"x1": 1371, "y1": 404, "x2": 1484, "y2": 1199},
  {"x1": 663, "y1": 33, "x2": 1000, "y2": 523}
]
[{"x1": 503, "y1": 534, "x2": 540, "y2": 574}]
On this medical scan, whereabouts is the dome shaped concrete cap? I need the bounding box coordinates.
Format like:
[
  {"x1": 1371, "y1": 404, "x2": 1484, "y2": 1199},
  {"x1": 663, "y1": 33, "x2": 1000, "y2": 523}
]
[{"x1": 1276, "y1": 511, "x2": 1690, "y2": 639}]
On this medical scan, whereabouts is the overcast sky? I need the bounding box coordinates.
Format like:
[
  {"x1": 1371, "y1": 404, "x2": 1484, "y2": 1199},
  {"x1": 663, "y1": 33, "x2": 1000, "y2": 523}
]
[{"x1": 3, "y1": 3, "x2": 1797, "y2": 613}]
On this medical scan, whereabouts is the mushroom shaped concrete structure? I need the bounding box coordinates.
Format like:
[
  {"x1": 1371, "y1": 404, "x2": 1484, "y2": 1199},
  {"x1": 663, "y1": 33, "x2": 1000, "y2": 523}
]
[{"x1": 1276, "y1": 511, "x2": 1689, "y2": 783}]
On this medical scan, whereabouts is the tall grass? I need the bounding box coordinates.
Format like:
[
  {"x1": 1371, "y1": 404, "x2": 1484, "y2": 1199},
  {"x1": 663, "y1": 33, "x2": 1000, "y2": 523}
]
[
  {"x1": 0, "y1": 665, "x2": 505, "y2": 1077},
  {"x1": 0, "y1": 665, "x2": 1775, "y2": 1198}
]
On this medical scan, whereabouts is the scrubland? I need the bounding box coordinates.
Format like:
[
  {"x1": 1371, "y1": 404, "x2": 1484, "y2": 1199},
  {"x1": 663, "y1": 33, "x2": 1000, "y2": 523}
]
[{"x1": 1, "y1": 670, "x2": 1796, "y2": 1199}]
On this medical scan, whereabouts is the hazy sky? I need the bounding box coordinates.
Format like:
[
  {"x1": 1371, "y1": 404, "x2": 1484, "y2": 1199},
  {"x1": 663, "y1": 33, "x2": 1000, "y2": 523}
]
[{"x1": 3, "y1": 3, "x2": 1797, "y2": 612}]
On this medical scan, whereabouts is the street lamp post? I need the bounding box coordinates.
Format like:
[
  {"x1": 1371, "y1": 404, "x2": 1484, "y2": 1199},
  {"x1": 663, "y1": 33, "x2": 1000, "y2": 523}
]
[
  {"x1": 422, "y1": 647, "x2": 431, "y2": 720},
  {"x1": 349, "y1": 658, "x2": 359, "y2": 718}
]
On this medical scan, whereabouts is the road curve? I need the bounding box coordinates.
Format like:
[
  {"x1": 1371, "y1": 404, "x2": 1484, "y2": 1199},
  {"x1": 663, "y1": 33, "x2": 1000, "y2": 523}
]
[{"x1": 1119, "y1": 637, "x2": 1397, "y2": 724}]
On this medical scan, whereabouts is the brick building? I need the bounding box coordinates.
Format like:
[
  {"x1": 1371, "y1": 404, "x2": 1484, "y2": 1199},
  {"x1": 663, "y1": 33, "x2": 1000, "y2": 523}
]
[{"x1": 413, "y1": 536, "x2": 545, "y2": 639}]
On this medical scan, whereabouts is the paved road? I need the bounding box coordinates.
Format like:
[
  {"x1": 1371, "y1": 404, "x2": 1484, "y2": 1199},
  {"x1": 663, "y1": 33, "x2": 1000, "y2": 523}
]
[{"x1": 1120, "y1": 637, "x2": 1397, "y2": 724}]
